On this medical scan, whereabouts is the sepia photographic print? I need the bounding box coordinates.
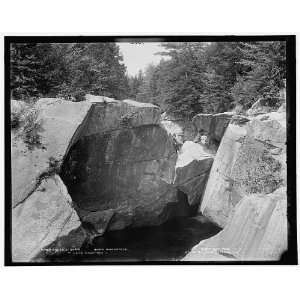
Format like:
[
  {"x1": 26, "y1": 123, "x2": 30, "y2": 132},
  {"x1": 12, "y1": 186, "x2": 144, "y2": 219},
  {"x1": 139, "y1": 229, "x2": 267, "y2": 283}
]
[{"x1": 4, "y1": 35, "x2": 297, "y2": 265}]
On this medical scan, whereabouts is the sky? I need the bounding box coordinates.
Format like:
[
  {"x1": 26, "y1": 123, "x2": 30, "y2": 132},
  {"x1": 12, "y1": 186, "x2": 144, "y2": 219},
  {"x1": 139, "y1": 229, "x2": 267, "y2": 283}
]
[{"x1": 118, "y1": 43, "x2": 166, "y2": 76}]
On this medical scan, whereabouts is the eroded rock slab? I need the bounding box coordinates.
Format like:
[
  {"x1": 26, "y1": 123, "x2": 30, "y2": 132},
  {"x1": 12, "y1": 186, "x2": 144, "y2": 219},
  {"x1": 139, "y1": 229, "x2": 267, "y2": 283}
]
[
  {"x1": 59, "y1": 99, "x2": 185, "y2": 233},
  {"x1": 174, "y1": 141, "x2": 214, "y2": 206},
  {"x1": 191, "y1": 107, "x2": 287, "y2": 261},
  {"x1": 11, "y1": 98, "x2": 93, "y2": 208},
  {"x1": 183, "y1": 187, "x2": 287, "y2": 261},
  {"x1": 11, "y1": 97, "x2": 180, "y2": 261},
  {"x1": 200, "y1": 111, "x2": 286, "y2": 228},
  {"x1": 12, "y1": 175, "x2": 86, "y2": 262}
]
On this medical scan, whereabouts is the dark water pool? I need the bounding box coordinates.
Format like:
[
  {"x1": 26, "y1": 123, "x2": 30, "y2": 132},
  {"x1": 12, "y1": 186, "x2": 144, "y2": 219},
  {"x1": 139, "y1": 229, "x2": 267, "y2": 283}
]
[{"x1": 43, "y1": 215, "x2": 220, "y2": 262}]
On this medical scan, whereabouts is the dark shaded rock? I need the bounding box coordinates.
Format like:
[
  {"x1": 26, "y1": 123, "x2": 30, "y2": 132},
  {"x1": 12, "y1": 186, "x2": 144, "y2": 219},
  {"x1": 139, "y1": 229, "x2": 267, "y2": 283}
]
[
  {"x1": 192, "y1": 112, "x2": 234, "y2": 147},
  {"x1": 210, "y1": 112, "x2": 234, "y2": 142},
  {"x1": 192, "y1": 113, "x2": 213, "y2": 135},
  {"x1": 60, "y1": 99, "x2": 181, "y2": 232}
]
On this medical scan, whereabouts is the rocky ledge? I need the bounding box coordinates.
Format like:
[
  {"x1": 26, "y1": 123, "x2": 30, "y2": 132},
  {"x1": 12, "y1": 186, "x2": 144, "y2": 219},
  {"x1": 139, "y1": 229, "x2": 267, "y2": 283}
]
[
  {"x1": 183, "y1": 106, "x2": 287, "y2": 261},
  {"x1": 11, "y1": 97, "x2": 214, "y2": 262},
  {"x1": 11, "y1": 95, "x2": 287, "y2": 262}
]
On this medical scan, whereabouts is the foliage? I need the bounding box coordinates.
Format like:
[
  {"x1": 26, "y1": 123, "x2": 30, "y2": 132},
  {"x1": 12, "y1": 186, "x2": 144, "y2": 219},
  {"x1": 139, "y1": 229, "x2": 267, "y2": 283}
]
[
  {"x1": 12, "y1": 103, "x2": 43, "y2": 150},
  {"x1": 10, "y1": 41, "x2": 286, "y2": 118},
  {"x1": 127, "y1": 70, "x2": 144, "y2": 99},
  {"x1": 136, "y1": 41, "x2": 286, "y2": 118},
  {"x1": 21, "y1": 107, "x2": 43, "y2": 150},
  {"x1": 10, "y1": 43, "x2": 129, "y2": 101},
  {"x1": 11, "y1": 104, "x2": 26, "y2": 129}
]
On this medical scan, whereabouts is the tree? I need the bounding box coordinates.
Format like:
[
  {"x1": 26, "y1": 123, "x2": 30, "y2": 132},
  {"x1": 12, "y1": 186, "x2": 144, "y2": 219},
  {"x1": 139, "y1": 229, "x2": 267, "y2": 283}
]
[
  {"x1": 127, "y1": 70, "x2": 144, "y2": 99},
  {"x1": 136, "y1": 41, "x2": 286, "y2": 117},
  {"x1": 230, "y1": 41, "x2": 286, "y2": 109},
  {"x1": 136, "y1": 64, "x2": 161, "y2": 105},
  {"x1": 10, "y1": 43, "x2": 41, "y2": 100},
  {"x1": 10, "y1": 42, "x2": 129, "y2": 101}
]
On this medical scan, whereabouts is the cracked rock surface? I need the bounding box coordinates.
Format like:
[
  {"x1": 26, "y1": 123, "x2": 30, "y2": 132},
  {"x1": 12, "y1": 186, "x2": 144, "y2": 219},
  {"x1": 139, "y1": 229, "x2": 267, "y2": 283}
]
[
  {"x1": 12, "y1": 97, "x2": 196, "y2": 261},
  {"x1": 12, "y1": 175, "x2": 86, "y2": 262},
  {"x1": 60, "y1": 99, "x2": 181, "y2": 231},
  {"x1": 183, "y1": 108, "x2": 287, "y2": 261},
  {"x1": 174, "y1": 141, "x2": 214, "y2": 206}
]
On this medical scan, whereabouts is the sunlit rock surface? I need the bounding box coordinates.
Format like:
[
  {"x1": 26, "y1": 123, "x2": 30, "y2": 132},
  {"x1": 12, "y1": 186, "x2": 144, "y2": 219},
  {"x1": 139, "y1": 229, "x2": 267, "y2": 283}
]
[
  {"x1": 11, "y1": 98, "x2": 181, "y2": 261},
  {"x1": 200, "y1": 111, "x2": 286, "y2": 227},
  {"x1": 174, "y1": 141, "x2": 214, "y2": 206},
  {"x1": 12, "y1": 175, "x2": 86, "y2": 262},
  {"x1": 11, "y1": 98, "x2": 93, "y2": 208},
  {"x1": 11, "y1": 96, "x2": 287, "y2": 263},
  {"x1": 183, "y1": 187, "x2": 287, "y2": 261},
  {"x1": 184, "y1": 109, "x2": 287, "y2": 261}
]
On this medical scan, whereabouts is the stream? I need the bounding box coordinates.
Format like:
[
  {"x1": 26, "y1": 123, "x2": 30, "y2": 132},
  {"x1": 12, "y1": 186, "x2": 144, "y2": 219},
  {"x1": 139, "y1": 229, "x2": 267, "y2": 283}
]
[{"x1": 43, "y1": 215, "x2": 221, "y2": 262}]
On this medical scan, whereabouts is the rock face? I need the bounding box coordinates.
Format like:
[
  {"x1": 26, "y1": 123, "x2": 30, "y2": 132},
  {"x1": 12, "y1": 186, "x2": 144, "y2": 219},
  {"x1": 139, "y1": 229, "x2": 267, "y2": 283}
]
[
  {"x1": 12, "y1": 98, "x2": 190, "y2": 261},
  {"x1": 11, "y1": 98, "x2": 93, "y2": 208},
  {"x1": 192, "y1": 112, "x2": 234, "y2": 148},
  {"x1": 12, "y1": 95, "x2": 287, "y2": 263},
  {"x1": 183, "y1": 109, "x2": 287, "y2": 261},
  {"x1": 11, "y1": 98, "x2": 92, "y2": 261},
  {"x1": 60, "y1": 99, "x2": 183, "y2": 232},
  {"x1": 183, "y1": 188, "x2": 287, "y2": 261},
  {"x1": 174, "y1": 141, "x2": 214, "y2": 206},
  {"x1": 200, "y1": 112, "x2": 286, "y2": 227},
  {"x1": 12, "y1": 175, "x2": 86, "y2": 262},
  {"x1": 198, "y1": 117, "x2": 249, "y2": 227}
]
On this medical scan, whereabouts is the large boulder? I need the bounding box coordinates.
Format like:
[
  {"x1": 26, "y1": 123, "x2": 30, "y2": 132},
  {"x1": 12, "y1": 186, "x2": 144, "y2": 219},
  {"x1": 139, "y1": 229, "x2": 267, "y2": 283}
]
[
  {"x1": 60, "y1": 99, "x2": 181, "y2": 232},
  {"x1": 200, "y1": 111, "x2": 286, "y2": 228},
  {"x1": 12, "y1": 175, "x2": 86, "y2": 262},
  {"x1": 174, "y1": 141, "x2": 214, "y2": 206},
  {"x1": 11, "y1": 97, "x2": 184, "y2": 261},
  {"x1": 183, "y1": 187, "x2": 287, "y2": 261}
]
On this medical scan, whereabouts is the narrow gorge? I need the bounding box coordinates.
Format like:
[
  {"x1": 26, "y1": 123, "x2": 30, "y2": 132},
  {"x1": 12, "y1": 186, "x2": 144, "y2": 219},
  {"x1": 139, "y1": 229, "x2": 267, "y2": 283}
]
[{"x1": 11, "y1": 94, "x2": 287, "y2": 262}]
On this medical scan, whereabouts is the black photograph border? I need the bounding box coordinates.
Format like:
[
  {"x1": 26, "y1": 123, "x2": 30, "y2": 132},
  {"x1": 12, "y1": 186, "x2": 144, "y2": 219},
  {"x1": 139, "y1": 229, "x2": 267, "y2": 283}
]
[{"x1": 4, "y1": 35, "x2": 297, "y2": 266}]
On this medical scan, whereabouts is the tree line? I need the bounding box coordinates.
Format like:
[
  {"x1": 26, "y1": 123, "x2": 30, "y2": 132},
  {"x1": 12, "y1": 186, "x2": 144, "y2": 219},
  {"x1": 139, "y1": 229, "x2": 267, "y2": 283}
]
[
  {"x1": 10, "y1": 43, "x2": 129, "y2": 101},
  {"x1": 10, "y1": 41, "x2": 286, "y2": 118},
  {"x1": 133, "y1": 41, "x2": 286, "y2": 118}
]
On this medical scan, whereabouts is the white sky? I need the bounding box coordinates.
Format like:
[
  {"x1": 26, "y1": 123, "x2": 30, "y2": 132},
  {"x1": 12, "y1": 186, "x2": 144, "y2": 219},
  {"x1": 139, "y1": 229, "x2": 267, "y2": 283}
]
[{"x1": 118, "y1": 43, "x2": 165, "y2": 76}]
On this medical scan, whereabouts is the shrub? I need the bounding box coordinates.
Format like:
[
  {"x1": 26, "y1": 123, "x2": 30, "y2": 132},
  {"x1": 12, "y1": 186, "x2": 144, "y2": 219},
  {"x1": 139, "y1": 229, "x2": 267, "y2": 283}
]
[
  {"x1": 21, "y1": 108, "x2": 42, "y2": 150},
  {"x1": 36, "y1": 156, "x2": 61, "y2": 188},
  {"x1": 11, "y1": 111, "x2": 22, "y2": 129},
  {"x1": 10, "y1": 101, "x2": 27, "y2": 129}
]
